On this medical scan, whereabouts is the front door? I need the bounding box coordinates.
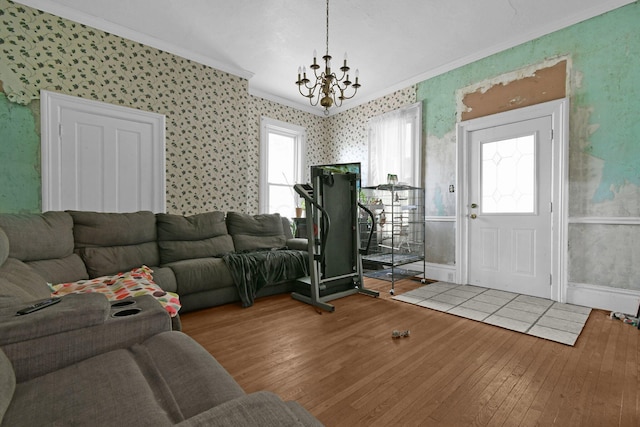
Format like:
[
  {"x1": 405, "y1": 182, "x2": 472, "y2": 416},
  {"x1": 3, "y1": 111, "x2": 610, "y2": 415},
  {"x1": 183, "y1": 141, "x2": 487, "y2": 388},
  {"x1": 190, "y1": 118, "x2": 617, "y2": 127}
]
[{"x1": 467, "y1": 115, "x2": 553, "y2": 298}]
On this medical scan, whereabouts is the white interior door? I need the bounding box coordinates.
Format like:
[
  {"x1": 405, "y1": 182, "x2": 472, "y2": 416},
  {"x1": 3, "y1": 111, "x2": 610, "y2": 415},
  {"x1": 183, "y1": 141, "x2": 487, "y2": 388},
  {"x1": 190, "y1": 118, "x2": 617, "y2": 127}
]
[
  {"x1": 41, "y1": 90, "x2": 166, "y2": 213},
  {"x1": 467, "y1": 116, "x2": 552, "y2": 298}
]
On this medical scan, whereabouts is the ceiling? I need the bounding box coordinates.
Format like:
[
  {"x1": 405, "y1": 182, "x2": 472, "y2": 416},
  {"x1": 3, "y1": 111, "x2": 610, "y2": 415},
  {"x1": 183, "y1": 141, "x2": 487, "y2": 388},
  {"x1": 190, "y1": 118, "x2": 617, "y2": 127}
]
[{"x1": 15, "y1": 0, "x2": 634, "y2": 116}]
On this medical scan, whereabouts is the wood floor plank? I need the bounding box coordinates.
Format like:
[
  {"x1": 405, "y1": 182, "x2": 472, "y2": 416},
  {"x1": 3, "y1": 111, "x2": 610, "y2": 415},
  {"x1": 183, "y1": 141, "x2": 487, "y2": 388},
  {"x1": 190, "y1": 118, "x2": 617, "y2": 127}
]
[
  {"x1": 180, "y1": 279, "x2": 640, "y2": 426},
  {"x1": 621, "y1": 324, "x2": 639, "y2": 426},
  {"x1": 517, "y1": 343, "x2": 572, "y2": 426},
  {"x1": 499, "y1": 340, "x2": 566, "y2": 426}
]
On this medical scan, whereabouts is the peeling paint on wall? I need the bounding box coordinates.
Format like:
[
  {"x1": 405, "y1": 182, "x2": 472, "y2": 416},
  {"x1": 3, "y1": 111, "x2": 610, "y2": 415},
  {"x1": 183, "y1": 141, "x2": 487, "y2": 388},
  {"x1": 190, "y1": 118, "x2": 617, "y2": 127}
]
[
  {"x1": 424, "y1": 130, "x2": 456, "y2": 217},
  {"x1": 569, "y1": 224, "x2": 640, "y2": 290},
  {"x1": 0, "y1": 92, "x2": 41, "y2": 213},
  {"x1": 459, "y1": 59, "x2": 567, "y2": 121},
  {"x1": 415, "y1": 1, "x2": 640, "y2": 294},
  {"x1": 426, "y1": 221, "x2": 455, "y2": 265}
]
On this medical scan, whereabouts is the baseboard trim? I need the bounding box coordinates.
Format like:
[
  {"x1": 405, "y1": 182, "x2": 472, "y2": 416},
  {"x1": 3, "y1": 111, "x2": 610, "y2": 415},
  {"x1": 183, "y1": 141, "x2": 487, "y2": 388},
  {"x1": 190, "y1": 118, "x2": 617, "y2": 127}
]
[
  {"x1": 423, "y1": 263, "x2": 457, "y2": 283},
  {"x1": 566, "y1": 282, "x2": 640, "y2": 314}
]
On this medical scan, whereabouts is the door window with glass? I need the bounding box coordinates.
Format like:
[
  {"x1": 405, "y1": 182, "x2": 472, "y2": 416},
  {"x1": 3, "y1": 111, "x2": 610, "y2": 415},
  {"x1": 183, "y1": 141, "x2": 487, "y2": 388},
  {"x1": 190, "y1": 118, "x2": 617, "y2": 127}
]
[{"x1": 259, "y1": 117, "x2": 306, "y2": 217}]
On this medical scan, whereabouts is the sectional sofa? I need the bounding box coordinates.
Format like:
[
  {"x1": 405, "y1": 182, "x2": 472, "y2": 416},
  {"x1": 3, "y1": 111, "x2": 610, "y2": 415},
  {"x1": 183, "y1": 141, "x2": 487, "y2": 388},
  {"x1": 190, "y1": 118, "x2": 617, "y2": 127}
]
[
  {"x1": 0, "y1": 211, "x2": 321, "y2": 425},
  {"x1": 0, "y1": 210, "x2": 309, "y2": 319}
]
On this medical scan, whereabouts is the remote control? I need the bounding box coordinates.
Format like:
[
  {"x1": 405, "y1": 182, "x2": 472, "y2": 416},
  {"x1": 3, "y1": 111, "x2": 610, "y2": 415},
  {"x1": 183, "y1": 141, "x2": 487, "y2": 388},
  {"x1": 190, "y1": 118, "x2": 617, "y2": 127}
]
[{"x1": 16, "y1": 297, "x2": 61, "y2": 315}]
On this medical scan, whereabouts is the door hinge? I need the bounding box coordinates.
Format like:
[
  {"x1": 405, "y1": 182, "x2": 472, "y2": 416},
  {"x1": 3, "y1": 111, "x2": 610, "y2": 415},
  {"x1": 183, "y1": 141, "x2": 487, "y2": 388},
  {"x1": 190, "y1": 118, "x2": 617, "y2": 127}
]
[
  {"x1": 550, "y1": 274, "x2": 553, "y2": 286},
  {"x1": 58, "y1": 123, "x2": 62, "y2": 137},
  {"x1": 550, "y1": 129, "x2": 554, "y2": 141},
  {"x1": 550, "y1": 202, "x2": 553, "y2": 213}
]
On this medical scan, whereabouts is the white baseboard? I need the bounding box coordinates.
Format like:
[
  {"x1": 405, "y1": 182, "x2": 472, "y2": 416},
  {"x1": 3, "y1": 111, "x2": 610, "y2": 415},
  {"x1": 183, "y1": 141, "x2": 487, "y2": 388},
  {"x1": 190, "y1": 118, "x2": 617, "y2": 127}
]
[
  {"x1": 566, "y1": 282, "x2": 640, "y2": 314},
  {"x1": 423, "y1": 263, "x2": 456, "y2": 283}
]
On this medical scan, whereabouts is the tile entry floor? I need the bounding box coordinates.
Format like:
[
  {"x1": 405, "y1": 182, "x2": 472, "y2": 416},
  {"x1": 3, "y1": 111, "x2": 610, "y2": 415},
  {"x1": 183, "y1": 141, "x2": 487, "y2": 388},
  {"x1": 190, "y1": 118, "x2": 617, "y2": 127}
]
[{"x1": 393, "y1": 282, "x2": 592, "y2": 346}]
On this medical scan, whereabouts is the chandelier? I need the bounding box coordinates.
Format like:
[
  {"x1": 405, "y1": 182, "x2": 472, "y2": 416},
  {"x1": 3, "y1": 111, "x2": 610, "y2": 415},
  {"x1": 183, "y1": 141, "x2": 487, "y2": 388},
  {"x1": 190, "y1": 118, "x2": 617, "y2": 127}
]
[{"x1": 295, "y1": 0, "x2": 361, "y2": 114}]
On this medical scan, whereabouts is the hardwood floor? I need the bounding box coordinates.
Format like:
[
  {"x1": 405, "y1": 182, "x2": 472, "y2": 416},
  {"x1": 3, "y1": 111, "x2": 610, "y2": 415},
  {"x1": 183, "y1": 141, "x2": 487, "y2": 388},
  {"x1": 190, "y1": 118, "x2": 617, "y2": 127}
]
[{"x1": 181, "y1": 278, "x2": 640, "y2": 426}]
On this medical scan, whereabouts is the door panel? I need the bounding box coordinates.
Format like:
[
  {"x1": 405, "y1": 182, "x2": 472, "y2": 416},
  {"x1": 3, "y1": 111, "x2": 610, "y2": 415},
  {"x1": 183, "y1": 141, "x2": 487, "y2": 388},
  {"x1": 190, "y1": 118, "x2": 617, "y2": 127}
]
[
  {"x1": 468, "y1": 116, "x2": 552, "y2": 298},
  {"x1": 41, "y1": 90, "x2": 165, "y2": 213}
]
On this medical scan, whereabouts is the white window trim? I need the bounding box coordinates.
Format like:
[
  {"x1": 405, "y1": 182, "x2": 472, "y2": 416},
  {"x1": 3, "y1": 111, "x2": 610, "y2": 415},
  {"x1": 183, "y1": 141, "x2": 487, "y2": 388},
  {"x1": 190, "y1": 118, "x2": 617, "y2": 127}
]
[{"x1": 259, "y1": 117, "x2": 306, "y2": 214}]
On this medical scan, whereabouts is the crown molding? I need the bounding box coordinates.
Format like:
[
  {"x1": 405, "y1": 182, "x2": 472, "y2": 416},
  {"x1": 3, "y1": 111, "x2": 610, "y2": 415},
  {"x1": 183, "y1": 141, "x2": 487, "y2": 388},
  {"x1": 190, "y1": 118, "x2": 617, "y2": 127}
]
[{"x1": 13, "y1": 0, "x2": 254, "y2": 80}]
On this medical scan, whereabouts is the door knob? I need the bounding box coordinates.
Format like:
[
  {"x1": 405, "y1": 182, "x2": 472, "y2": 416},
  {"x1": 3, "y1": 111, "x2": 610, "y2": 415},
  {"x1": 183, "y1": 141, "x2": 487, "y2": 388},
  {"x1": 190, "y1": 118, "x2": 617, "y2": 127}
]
[{"x1": 470, "y1": 213, "x2": 477, "y2": 219}]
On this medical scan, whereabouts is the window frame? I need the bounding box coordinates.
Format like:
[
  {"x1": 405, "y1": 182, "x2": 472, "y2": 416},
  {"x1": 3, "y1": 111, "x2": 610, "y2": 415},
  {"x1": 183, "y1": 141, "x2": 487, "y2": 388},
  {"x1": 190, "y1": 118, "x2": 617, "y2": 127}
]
[
  {"x1": 366, "y1": 102, "x2": 422, "y2": 187},
  {"x1": 259, "y1": 117, "x2": 306, "y2": 215}
]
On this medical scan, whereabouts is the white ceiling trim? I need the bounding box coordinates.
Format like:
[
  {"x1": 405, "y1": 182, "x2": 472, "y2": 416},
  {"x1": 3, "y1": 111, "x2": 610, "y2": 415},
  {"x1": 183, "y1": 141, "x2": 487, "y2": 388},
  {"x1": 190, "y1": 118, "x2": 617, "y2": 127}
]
[
  {"x1": 251, "y1": 0, "x2": 635, "y2": 116},
  {"x1": 14, "y1": 0, "x2": 254, "y2": 80},
  {"x1": 301, "y1": 0, "x2": 636, "y2": 116},
  {"x1": 13, "y1": 0, "x2": 635, "y2": 117}
]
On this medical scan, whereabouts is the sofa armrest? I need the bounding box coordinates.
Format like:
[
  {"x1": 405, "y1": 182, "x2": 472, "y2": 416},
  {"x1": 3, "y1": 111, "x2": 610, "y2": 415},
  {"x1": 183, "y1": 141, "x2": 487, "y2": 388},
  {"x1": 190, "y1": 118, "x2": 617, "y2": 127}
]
[
  {"x1": 0, "y1": 294, "x2": 171, "y2": 382},
  {"x1": 287, "y1": 238, "x2": 308, "y2": 251},
  {"x1": 176, "y1": 391, "x2": 323, "y2": 427},
  {"x1": 0, "y1": 293, "x2": 108, "y2": 346}
]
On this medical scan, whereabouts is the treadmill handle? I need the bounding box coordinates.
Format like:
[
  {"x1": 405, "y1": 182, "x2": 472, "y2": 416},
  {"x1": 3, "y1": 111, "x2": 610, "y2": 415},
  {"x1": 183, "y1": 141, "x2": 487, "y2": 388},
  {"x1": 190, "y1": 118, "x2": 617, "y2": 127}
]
[{"x1": 357, "y1": 202, "x2": 376, "y2": 253}]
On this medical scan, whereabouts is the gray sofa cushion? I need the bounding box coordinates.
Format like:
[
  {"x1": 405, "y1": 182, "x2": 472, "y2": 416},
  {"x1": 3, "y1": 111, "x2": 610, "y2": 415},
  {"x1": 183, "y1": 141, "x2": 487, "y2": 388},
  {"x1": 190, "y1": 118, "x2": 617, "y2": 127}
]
[
  {"x1": 0, "y1": 212, "x2": 88, "y2": 283},
  {"x1": 1, "y1": 331, "x2": 245, "y2": 427},
  {"x1": 177, "y1": 391, "x2": 322, "y2": 426},
  {"x1": 0, "y1": 212, "x2": 74, "y2": 262},
  {"x1": 0, "y1": 293, "x2": 108, "y2": 346},
  {"x1": 281, "y1": 217, "x2": 294, "y2": 240},
  {"x1": 26, "y1": 254, "x2": 90, "y2": 285},
  {"x1": 164, "y1": 258, "x2": 234, "y2": 295},
  {"x1": 150, "y1": 266, "x2": 179, "y2": 293},
  {"x1": 4, "y1": 347, "x2": 174, "y2": 426},
  {"x1": 0, "y1": 258, "x2": 52, "y2": 306},
  {"x1": 138, "y1": 331, "x2": 245, "y2": 419},
  {"x1": 226, "y1": 212, "x2": 287, "y2": 252},
  {"x1": 0, "y1": 229, "x2": 8, "y2": 267},
  {"x1": 69, "y1": 211, "x2": 159, "y2": 278},
  {"x1": 0, "y1": 349, "x2": 15, "y2": 422},
  {"x1": 157, "y1": 212, "x2": 234, "y2": 264}
]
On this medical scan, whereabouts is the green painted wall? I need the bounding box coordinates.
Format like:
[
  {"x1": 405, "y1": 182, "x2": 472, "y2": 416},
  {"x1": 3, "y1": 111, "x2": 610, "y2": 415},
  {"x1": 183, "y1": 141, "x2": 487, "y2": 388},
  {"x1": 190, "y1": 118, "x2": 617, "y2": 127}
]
[
  {"x1": 416, "y1": 1, "x2": 640, "y2": 290},
  {"x1": 0, "y1": 93, "x2": 40, "y2": 213},
  {"x1": 418, "y1": 1, "x2": 640, "y2": 216}
]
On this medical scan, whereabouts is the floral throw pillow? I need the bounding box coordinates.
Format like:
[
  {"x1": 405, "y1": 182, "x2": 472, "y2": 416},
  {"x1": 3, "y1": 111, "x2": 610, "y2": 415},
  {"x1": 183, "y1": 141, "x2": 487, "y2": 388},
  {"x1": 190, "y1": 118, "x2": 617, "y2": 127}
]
[{"x1": 51, "y1": 265, "x2": 181, "y2": 317}]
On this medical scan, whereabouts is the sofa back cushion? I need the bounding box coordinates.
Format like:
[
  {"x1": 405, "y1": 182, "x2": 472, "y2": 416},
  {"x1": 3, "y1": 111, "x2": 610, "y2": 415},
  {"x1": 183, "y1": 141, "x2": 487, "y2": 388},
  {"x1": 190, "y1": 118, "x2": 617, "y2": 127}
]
[
  {"x1": 0, "y1": 258, "x2": 52, "y2": 307},
  {"x1": 69, "y1": 211, "x2": 159, "y2": 278},
  {"x1": 281, "y1": 217, "x2": 294, "y2": 240},
  {"x1": 0, "y1": 348, "x2": 16, "y2": 422},
  {"x1": 225, "y1": 212, "x2": 286, "y2": 252},
  {"x1": 156, "y1": 212, "x2": 234, "y2": 264},
  {"x1": 0, "y1": 226, "x2": 54, "y2": 307},
  {"x1": 0, "y1": 229, "x2": 8, "y2": 268},
  {"x1": 0, "y1": 212, "x2": 88, "y2": 283}
]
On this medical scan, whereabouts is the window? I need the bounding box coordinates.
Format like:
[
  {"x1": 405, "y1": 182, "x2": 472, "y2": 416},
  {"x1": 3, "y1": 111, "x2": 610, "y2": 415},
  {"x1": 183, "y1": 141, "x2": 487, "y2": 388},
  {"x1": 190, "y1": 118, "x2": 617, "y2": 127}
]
[
  {"x1": 259, "y1": 117, "x2": 306, "y2": 217},
  {"x1": 481, "y1": 134, "x2": 536, "y2": 214},
  {"x1": 367, "y1": 102, "x2": 422, "y2": 187}
]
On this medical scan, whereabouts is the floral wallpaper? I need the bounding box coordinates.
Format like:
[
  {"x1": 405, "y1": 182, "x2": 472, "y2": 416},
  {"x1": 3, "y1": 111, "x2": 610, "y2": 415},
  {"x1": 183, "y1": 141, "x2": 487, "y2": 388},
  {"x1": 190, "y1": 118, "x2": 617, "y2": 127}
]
[
  {"x1": 0, "y1": 0, "x2": 247, "y2": 215},
  {"x1": 0, "y1": 0, "x2": 415, "y2": 216}
]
